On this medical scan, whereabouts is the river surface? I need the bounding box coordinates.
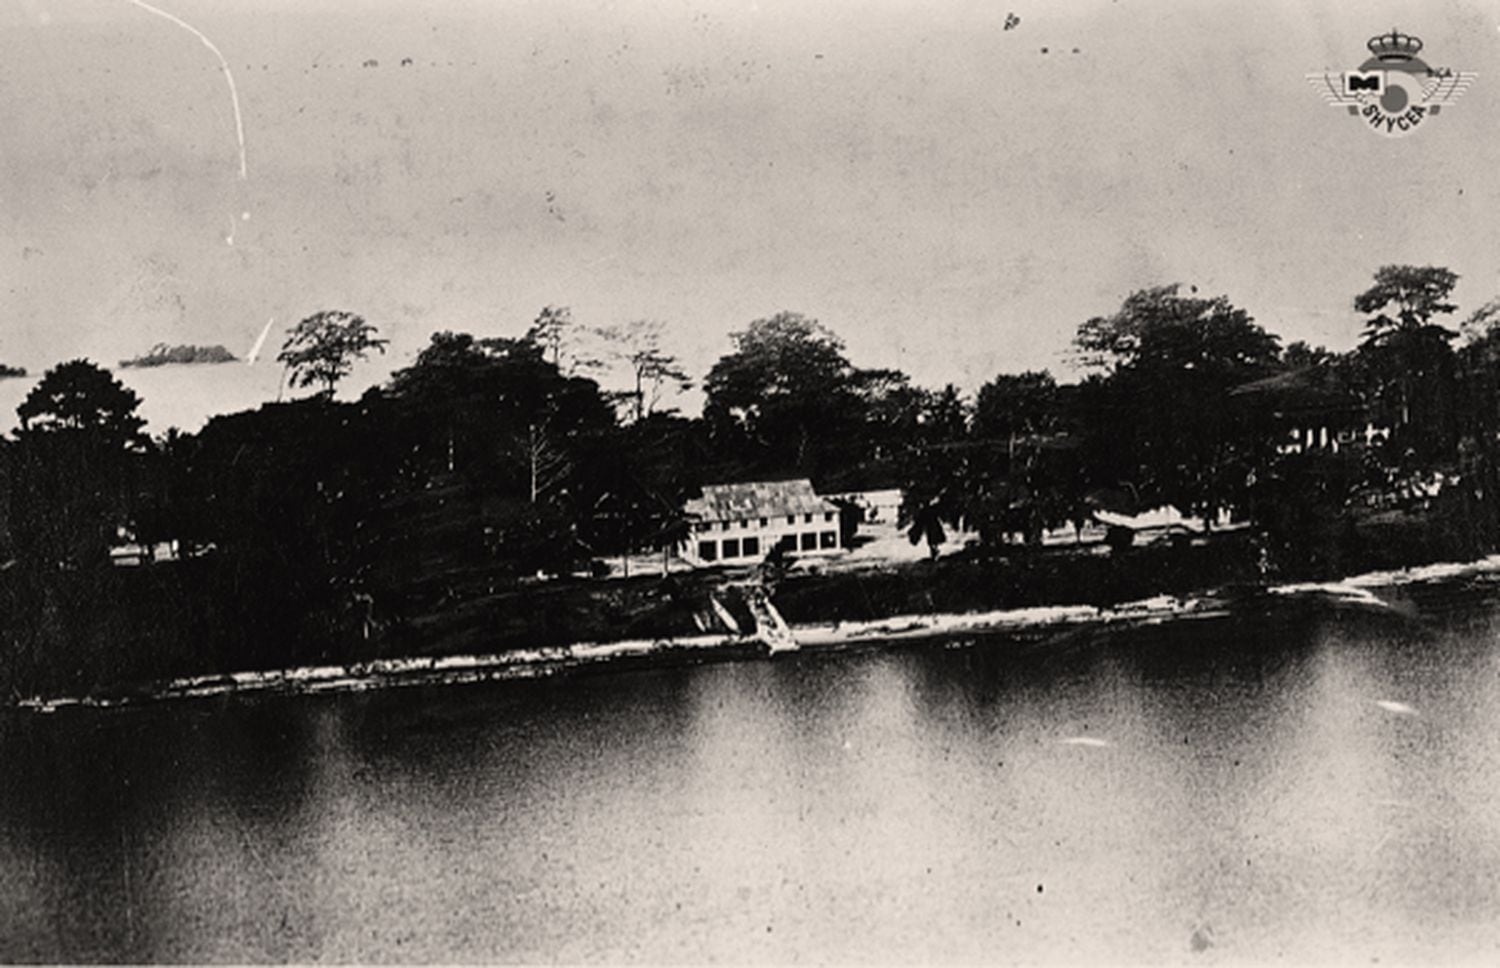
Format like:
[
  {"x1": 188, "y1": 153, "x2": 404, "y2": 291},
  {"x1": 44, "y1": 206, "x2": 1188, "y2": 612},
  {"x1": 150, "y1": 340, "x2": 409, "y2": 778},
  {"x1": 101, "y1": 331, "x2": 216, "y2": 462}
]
[{"x1": 5, "y1": 581, "x2": 1500, "y2": 964}]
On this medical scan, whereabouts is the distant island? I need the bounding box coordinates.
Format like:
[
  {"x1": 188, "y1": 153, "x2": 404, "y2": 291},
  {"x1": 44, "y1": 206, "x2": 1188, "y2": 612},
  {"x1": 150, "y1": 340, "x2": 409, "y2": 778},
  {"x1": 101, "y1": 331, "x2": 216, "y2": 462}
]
[
  {"x1": 0, "y1": 363, "x2": 26, "y2": 379},
  {"x1": 119, "y1": 343, "x2": 237, "y2": 368}
]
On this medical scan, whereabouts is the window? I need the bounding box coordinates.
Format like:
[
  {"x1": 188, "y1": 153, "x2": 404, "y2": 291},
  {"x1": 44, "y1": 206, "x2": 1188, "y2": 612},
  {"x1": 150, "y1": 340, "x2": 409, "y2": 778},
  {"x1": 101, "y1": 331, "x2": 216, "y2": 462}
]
[
  {"x1": 800, "y1": 532, "x2": 817, "y2": 551},
  {"x1": 759, "y1": 517, "x2": 769, "y2": 528},
  {"x1": 743, "y1": 537, "x2": 760, "y2": 557},
  {"x1": 695, "y1": 523, "x2": 710, "y2": 533},
  {"x1": 698, "y1": 541, "x2": 717, "y2": 561},
  {"x1": 803, "y1": 513, "x2": 813, "y2": 523},
  {"x1": 779, "y1": 535, "x2": 797, "y2": 552},
  {"x1": 786, "y1": 515, "x2": 796, "y2": 525},
  {"x1": 721, "y1": 521, "x2": 731, "y2": 531},
  {"x1": 739, "y1": 519, "x2": 748, "y2": 529},
  {"x1": 820, "y1": 531, "x2": 837, "y2": 549},
  {"x1": 824, "y1": 511, "x2": 835, "y2": 522},
  {"x1": 722, "y1": 538, "x2": 740, "y2": 559}
]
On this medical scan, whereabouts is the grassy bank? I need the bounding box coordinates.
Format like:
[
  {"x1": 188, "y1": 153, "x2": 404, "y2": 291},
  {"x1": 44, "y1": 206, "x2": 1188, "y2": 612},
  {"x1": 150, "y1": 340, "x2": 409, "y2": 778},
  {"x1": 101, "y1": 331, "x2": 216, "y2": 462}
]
[
  {"x1": 773, "y1": 537, "x2": 1260, "y2": 625},
  {"x1": 2, "y1": 498, "x2": 1494, "y2": 704}
]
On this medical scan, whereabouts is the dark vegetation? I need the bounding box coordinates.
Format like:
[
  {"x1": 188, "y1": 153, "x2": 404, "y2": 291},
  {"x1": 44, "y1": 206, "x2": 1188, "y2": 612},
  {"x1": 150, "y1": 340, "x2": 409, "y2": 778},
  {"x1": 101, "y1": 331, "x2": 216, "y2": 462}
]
[
  {"x1": 6, "y1": 266, "x2": 1500, "y2": 699},
  {"x1": 119, "y1": 344, "x2": 237, "y2": 367},
  {"x1": 774, "y1": 538, "x2": 1264, "y2": 625}
]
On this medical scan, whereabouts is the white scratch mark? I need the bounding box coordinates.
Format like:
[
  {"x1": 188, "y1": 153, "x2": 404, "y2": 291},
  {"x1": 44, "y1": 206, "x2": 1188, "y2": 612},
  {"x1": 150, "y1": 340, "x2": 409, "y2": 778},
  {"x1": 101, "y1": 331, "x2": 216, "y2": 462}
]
[
  {"x1": 224, "y1": 210, "x2": 251, "y2": 246},
  {"x1": 246, "y1": 317, "x2": 275, "y2": 364},
  {"x1": 1060, "y1": 736, "x2": 1111, "y2": 747},
  {"x1": 1374, "y1": 699, "x2": 1418, "y2": 716},
  {"x1": 122, "y1": 0, "x2": 248, "y2": 180}
]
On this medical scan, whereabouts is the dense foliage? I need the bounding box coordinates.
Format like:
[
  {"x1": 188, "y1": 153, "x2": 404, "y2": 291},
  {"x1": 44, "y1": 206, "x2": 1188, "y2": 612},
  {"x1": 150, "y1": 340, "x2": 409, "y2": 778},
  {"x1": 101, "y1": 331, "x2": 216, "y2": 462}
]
[
  {"x1": 120, "y1": 344, "x2": 237, "y2": 367},
  {"x1": 277, "y1": 311, "x2": 389, "y2": 396},
  {"x1": 6, "y1": 266, "x2": 1500, "y2": 699}
]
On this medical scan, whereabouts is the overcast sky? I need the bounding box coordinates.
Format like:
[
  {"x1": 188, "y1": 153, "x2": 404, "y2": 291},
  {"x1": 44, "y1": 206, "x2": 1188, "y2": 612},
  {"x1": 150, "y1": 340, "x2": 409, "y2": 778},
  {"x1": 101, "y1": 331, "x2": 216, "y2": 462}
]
[{"x1": 3, "y1": 0, "x2": 1500, "y2": 430}]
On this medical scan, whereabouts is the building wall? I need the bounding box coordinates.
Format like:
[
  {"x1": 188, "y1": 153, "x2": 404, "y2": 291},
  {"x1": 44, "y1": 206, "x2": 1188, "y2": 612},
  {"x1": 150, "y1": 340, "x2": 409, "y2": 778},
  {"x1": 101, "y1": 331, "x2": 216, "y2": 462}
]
[
  {"x1": 683, "y1": 508, "x2": 843, "y2": 565},
  {"x1": 823, "y1": 488, "x2": 904, "y2": 524},
  {"x1": 1276, "y1": 422, "x2": 1390, "y2": 455}
]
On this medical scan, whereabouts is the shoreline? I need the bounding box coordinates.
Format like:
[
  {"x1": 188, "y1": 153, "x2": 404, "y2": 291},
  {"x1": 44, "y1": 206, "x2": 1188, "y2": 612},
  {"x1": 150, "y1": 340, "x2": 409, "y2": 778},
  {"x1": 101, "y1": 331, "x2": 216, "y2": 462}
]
[{"x1": 16, "y1": 553, "x2": 1500, "y2": 713}]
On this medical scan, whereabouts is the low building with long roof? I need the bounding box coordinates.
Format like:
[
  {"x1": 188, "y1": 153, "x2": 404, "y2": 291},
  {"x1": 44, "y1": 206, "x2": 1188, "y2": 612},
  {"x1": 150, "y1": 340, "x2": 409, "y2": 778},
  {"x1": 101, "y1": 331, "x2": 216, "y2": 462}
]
[
  {"x1": 1230, "y1": 363, "x2": 1386, "y2": 453},
  {"x1": 682, "y1": 479, "x2": 844, "y2": 566}
]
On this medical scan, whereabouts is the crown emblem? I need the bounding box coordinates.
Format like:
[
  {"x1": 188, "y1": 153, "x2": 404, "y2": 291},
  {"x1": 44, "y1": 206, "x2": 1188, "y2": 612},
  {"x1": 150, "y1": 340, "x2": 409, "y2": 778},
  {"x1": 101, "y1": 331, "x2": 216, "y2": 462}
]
[
  {"x1": 1367, "y1": 28, "x2": 1423, "y2": 61},
  {"x1": 1307, "y1": 28, "x2": 1474, "y2": 138}
]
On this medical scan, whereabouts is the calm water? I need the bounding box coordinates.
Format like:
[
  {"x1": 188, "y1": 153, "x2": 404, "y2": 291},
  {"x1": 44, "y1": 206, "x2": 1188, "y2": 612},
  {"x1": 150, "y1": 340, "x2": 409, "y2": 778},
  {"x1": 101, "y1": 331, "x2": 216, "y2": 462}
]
[{"x1": 5, "y1": 585, "x2": 1500, "y2": 964}]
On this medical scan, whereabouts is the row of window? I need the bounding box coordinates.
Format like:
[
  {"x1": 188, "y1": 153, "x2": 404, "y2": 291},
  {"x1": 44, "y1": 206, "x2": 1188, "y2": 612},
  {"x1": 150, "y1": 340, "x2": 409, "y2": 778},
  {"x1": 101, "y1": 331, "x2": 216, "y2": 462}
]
[
  {"x1": 697, "y1": 530, "x2": 839, "y2": 562},
  {"x1": 694, "y1": 511, "x2": 836, "y2": 534}
]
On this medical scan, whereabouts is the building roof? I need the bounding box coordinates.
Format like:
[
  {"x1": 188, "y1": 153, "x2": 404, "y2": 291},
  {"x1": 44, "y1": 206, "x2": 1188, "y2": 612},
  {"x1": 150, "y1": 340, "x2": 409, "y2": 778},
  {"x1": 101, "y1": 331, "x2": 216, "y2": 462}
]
[
  {"x1": 1229, "y1": 364, "x2": 1364, "y2": 417},
  {"x1": 683, "y1": 479, "x2": 838, "y2": 522}
]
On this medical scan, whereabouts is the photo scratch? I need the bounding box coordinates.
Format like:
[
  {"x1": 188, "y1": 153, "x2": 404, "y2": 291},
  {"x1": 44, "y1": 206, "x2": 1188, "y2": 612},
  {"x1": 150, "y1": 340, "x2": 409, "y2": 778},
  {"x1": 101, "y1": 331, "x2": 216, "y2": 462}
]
[{"x1": 121, "y1": 0, "x2": 248, "y2": 180}]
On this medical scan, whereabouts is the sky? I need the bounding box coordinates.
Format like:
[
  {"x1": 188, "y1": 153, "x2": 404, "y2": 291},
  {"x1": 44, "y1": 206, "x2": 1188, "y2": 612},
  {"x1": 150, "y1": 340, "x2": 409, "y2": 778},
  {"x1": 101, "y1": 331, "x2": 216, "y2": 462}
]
[{"x1": 4, "y1": 0, "x2": 1500, "y2": 432}]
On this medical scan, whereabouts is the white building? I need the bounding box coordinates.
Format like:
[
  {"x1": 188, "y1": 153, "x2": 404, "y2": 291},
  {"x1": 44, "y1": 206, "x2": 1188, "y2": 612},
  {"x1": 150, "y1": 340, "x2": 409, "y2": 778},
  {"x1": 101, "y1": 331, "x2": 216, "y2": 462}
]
[
  {"x1": 821, "y1": 487, "x2": 903, "y2": 524},
  {"x1": 682, "y1": 479, "x2": 844, "y2": 566}
]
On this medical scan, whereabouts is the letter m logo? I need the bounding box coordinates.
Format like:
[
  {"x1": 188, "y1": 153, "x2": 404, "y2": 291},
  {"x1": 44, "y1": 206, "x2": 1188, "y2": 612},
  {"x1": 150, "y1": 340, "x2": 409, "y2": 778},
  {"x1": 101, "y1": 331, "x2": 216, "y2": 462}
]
[{"x1": 1344, "y1": 71, "x2": 1383, "y2": 94}]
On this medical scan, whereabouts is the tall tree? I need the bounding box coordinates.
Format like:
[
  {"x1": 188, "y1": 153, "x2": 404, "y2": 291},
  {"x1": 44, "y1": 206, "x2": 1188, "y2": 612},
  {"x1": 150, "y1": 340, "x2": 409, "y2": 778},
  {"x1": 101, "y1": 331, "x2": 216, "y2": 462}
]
[
  {"x1": 596, "y1": 319, "x2": 693, "y2": 422},
  {"x1": 896, "y1": 385, "x2": 971, "y2": 557},
  {"x1": 388, "y1": 332, "x2": 614, "y2": 487},
  {"x1": 1353, "y1": 265, "x2": 1459, "y2": 461},
  {"x1": 387, "y1": 331, "x2": 507, "y2": 477},
  {"x1": 526, "y1": 305, "x2": 603, "y2": 376},
  {"x1": 169, "y1": 394, "x2": 402, "y2": 668},
  {"x1": 516, "y1": 422, "x2": 569, "y2": 504},
  {"x1": 16, "y1": 359, "x2": 146, "y2": 447},
  {"x1": 1447, "y1": 292, "x2": 1500, "y2": 548},
  {"x1": 973, "y1": 371, "x2": 1059, "y2": 451},
  {"x1": 841, "y1": 367, "x2": 928, "y2": 482},
  {"x1": 1355, "y1": 265, "x2": 1460, "y2": 340},
  {"x1": 278, "y1": 311, "x2": 388, "y2": 397},
  {"x1": 1280, "y1": 341, "x2": 1337, "y2": 370},
  {"x1": 526, "y1": 305, "x2": 571, "y2": 368},
  {"x1": 968, "y1": 371, "x2": 1085, "y2": 545},
  {"x1": 9, "y1": 360, "x2": 149, "y2": 570},
  {"x1": 1074, "y1": 285, "x2": 1281, "y2": 523},
  {"x1": 382, "y1": 331, "x2": 617, "y2": 583},
  {"x1": 703, "y1": 311, "x2": 861, "y2": 476}
]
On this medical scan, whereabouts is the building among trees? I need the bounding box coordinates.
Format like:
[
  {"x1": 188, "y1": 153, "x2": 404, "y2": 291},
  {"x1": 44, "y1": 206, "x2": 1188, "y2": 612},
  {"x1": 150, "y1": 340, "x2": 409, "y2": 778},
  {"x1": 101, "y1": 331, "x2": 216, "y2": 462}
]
[
  {"x1": 1229, "y1": 363, "x2": 1386, "y2": 455},
  {"x1": 682, "y1": 480, "x2": 844, "y2": 565}
]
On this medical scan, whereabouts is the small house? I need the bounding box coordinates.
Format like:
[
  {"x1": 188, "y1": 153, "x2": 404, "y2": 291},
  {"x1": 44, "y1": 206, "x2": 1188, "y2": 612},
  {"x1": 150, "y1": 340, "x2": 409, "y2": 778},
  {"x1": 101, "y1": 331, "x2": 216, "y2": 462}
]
[{"x1": 682, "y1": 479, "x2": 844, "y2": 566}]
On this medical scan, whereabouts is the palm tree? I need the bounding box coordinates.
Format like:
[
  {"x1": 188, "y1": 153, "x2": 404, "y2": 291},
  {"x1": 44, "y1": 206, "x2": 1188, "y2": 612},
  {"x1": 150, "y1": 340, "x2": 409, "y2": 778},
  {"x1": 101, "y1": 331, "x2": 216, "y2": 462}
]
[{"x1": 656, "y1": 514, "x2": 692, "y2": 575}]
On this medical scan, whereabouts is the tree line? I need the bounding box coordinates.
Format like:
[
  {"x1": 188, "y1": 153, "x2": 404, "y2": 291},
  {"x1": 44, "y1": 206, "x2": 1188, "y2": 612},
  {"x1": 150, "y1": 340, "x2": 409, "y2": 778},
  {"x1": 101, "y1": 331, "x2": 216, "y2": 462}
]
[{"x1": 3, "y1": 264, "x2": 1500, "y2": 694}]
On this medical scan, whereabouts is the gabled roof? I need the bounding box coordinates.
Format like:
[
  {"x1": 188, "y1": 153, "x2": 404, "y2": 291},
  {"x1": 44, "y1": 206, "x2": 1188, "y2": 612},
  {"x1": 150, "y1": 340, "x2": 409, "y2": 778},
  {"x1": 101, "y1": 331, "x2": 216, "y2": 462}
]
[{"x1": 684, "y1": 479, "x2": 837, "y2": 521}]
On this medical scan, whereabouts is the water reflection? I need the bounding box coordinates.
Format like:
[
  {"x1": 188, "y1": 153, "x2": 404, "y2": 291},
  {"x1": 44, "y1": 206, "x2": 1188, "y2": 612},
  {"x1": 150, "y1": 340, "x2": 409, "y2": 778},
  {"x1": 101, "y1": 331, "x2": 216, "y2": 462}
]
[
  {"x1": 4, "y1": 595, "x2": 1500, "y2": 962},
  {"x1": 0, "y1": 701, "x2": 330, "y2": 961}
]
